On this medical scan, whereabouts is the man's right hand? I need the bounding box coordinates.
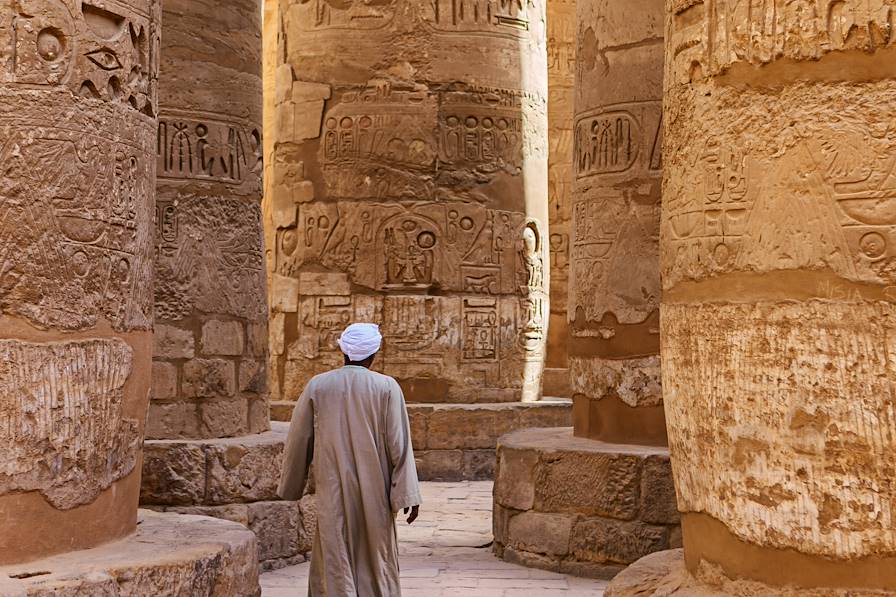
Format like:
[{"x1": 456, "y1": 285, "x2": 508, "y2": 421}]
[{"x1": 403, "y1": 505, "x2": 419, "y2": 524}]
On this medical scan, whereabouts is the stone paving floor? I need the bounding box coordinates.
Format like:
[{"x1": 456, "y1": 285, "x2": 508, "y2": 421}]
[{"x1": 261, "y1": 481, "x2": 608, "y2": 596}]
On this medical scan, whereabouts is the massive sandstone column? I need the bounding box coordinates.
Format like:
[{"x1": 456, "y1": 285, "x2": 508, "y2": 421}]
[
  {"x1": 542, "y1": 0, "x2": 575, "y2": 396},
  {"x1": 569, "y1": 0, "x2": 664, "y2": 446},
  {"x1": 268, "y1": 0, "x2": 550, "y2": 405},
  {"x1": 492, "y1": 0, "x2": 678, "y2": 578},
  {"x1": 150, "y1": 0, "x2": 268, "y2": 440},
  {"x1": 0, "y1": 0, "x2": 159, "y2": 563},
  {"x1": 140, "y1": 0, "x2": 313, "y2": 569},
  {"x1": 648, "y1": 0, "x2": 896, "y2": 592}
]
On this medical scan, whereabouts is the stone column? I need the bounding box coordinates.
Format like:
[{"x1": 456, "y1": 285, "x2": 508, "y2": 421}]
[
  {"x1": 140, "y1": 0, "x2": 313, "y2": 570},
  {"x1": 569, "y1": 0, "x2": 665, "y2": 446},
  {"x1": 268, "y1": 0, "x2": 550, "y2": 406},
  {"x1": 542, "y1": 0, "x2": 576, "y2": 397},
  {"x1": 492, "y1": 0, "x2": 678, "y2": 577},
  {"x1": 150, "y1": 0, "x2": 268, "y2": 441},
  {"x1": 654, "y1": 0, "x2": 896, "y2": 592},
  {"x1": 0, "y1": 0, "x2": 159, "y2": 564}
]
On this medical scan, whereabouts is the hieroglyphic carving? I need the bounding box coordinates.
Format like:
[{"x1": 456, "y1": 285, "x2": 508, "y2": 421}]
[
  {"x1": 462, "y1": 297, "x2": 499, "y2": 360},
  {"x1": 663, "y1": 84, "x2": 896, "y2": 288},
  {"x1": 0, "y1": 121, "x2": 154, "y2": 331},
  {"x1": 307, "y1": 201, "x2": 544, "y2": 295},
  {"x1": 0, "y1": 338, "x2": 138, "y2": 510},
  {"x1": 422, "y1": 0, "x2": 544, "y2": 39},
  {"x1": 154, "y1": 197, "x2": 266, "y2": 321},
  {"x1": 157, "y1": 115, "x2": 262, "y2": 186},
  {"x1": 669, "y1": 0, "x2": 896, "y2": 80},
  {"x1": 290, "y1": 0, "x2": 397, "y2": 31},
  {"x1": 574, "y1": 102, "x2": 662, "y2": 179},
  {"x1": 7, "y1": 0, "x2": 158, "y2": 116}
]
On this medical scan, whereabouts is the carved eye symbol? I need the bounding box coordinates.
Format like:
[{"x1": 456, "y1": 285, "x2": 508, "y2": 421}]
[{"x1": 86, "y1": 48, "x2": 122, "y2": 70}]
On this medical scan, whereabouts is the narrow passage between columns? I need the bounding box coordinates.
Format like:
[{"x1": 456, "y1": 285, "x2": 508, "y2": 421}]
[{"x1": 261, "y1": 482, "x2": 609, "y2": 596}]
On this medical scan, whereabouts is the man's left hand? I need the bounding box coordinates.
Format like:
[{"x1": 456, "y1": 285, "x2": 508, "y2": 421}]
[{"x1": 403, "y1": 505, "x2": 420, "y2": 524}]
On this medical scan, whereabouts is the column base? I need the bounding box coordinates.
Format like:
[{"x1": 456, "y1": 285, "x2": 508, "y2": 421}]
[
  {"x1": 0, "y1": 510, "x2": 259, "y2": 596},
  {"x1": 605, "y1": 549, "x2": 891, "y2": 596},
  {"x1": 141, "y1": 423, "x2": 315, "y2": 570},
  {"x1": 493, "y1": 428, "x2": 680, "y2": 580}
]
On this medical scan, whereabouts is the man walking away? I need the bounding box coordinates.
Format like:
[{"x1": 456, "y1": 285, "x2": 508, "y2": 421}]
[{"x1": 278, "y1": 323, "x2": 422, "y2": 597}]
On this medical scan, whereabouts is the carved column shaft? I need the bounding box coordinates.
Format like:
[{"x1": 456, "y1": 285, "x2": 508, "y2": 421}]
[
  {"x1": 570, "y1": 0, "x2": 665, "y2": 445},
  {"x1": 268, "y1": 0, "x2": 550, "y2": 404},
  {"x1": 0, "y1": 0, "x2": 159, "y2": 564},
  {"x1": 150, "y1": 0, "x2": 268, "y2": 440},
  {"x1": 664, "y1": 0, "x2": 896, "y2": 589},
  {"x1": 546, "y1": 0, "x2": 575, "y2": 372}
]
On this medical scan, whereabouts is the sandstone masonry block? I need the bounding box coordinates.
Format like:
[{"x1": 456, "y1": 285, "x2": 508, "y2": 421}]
[
  {"x1": 145, "y1": 401, "x2": 201, "y2": 440},
  {"x1": 165, "y1": 503, "x2": 251, "y2": 527},
  {"x1": 298, "y1": 494, "x2": 317, "y2": 554},
  {"x1": 507, "y1": 512, "x2": 574, "y2": 556},
  {"x1": 183, "y1": 359, "x2": 237, "y2": 398},
  {"x1": 201, "y1": 320, "x2": 245, "y2": 356},
  {"x1": 140, "y1": 443, "x2": 206, "y2": 506},
  {"x1": 463, "y1": 450, "x2": 496, "y2": 479},
  {"x1": 501, "y1": 546, "x2": 561, "y2": 573},
  {"x1": 154, "y1": 324, "x2": 195, "y2": 359},
  {"x1": 205, "y1": 438, "x2": 284, "y2": 504},
  {"x1": 494, "y1": 445, "x2": 539, "y2": 510},
  {"x1": 415, "y1": 450, "x2": 463, "y2": 481},
  {"x1": 571, "y1": 519, "x2": 669, "y2": 565},
  {"x1": 199, "y1": 397, "x2": 249, "y2": 438},
  {"x1": 248, "y1": 501, "x2": 300, "y2": 561},
  {"x1": 535, "y1": 450, "x2": 642, "y2": 520},
  {"x1": 640, "y1": 455, "x2": 680, "y2": 525},
  {"x1": 150, "y1": 361, "x2": 178, "y2": 400}
]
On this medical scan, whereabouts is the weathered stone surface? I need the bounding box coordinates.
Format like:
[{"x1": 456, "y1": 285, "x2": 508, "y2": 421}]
[
  {"x1": 0, "y1": 511, "x2": 260, "y2": 597},
  {"x1": 198, "y1": 397, "x2": 249, "y2": 439},
  {"x1": 605, "y1": 549, "x2": 895, "y2": 597},
  {"x1": 201, "y1": 320, "x2": 245, "y2": 357},
  {"x1": 494, "y1": 428, "x2": 679, "y2": 578},
  {"x1": 182, "y1": 359, "x2": 237, "y2": 398},
  {"x1": 205, "y1": 436, "x2": 284, "y2": 505},
  {"x1": 545, "y1": 0, "x2": 575, "y2": 377},
  {"x1": 151, "y1": 0, "x2": 270, "y2": 445},
  {"x1": 154, "y1": 324, "x2": 196, "y2": 360},
  {"x1": 298, "y1": 494, "x2": 317, "y2": 555},
  {"x1": 494, "y1": 446, "x2": 538, "y2": 511},
  {"x1": 141, "y1": 424, "x2": 289, "y2": 507},
  {"x1": 0, "y1": 339, "x2": 139, "y2": 510},
  {"x1": 248, "y1": 501, "x2": 300, "y2": 561},
  {"x1": 141, "y1": 443, "x2": 207, "y2": 506},
  {"x1": 266, "y1": 0, "x2": 550, "y2": 405},
  {"x1": 414, "y1": 451, "x2": 464, "y2": 481},
  {"x1": 507, "y1": 512, "x2": 574, "y2": 557},
  {"x1": 501, "y1": 546, "x2": 561, "y2": 573},
  {"x1": 640, "y1": 456, "x2": 680, "y2": 526},
  {"x1": 535, "y1": 448, "x2": 642, "y2": 520},
  {"x1": 568, "y1": 0, "x2": 664, "y2": 442},
  {"x1": 571, "y1": 519, "x2": 669, "y2": 565},
  {"x1": 151, "y1": 361, "x2": 178, "y2": 400},
  {"x1": 662, "y1": 0, "x2": 896, "y2": 580}
]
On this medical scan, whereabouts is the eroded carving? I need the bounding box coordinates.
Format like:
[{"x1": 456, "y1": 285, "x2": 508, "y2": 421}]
[{"x1": 0, "y1": 338, "x2": 138, "y2": 510}]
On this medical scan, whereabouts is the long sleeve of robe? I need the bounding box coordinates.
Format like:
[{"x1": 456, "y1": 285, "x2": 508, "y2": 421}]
[{"x1": 278, "y1": 365, "x2": 422, "y2": 597}]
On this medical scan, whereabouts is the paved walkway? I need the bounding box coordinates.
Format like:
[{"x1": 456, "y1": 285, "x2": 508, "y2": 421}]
[{"x1": 261, "y1": 481, "x2": 608, "y2": 596}]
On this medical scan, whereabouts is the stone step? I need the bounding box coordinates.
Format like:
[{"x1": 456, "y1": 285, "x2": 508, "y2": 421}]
[
  {"x1": 272, "y1": 400, "x2": 574, "y2": 481},
  {"x1": 0, "y1": 510, "x2": 259, "y2": 596},
  {"x1": 493, "y1": 427, "x2": 681, "y2": 580},
  {"x1": 141, "y1": 424, "x2": 313, "y2": 570}
]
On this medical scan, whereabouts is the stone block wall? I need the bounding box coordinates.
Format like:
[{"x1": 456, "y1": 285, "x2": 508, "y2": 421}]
[
  {"x1": 494, "y1": 428, "x2": 680, "y2": 579},
  {"x1": 141, "y1": 423, "x2": 315, "y2": 570},
  {"x1": 150, "y1": 320, "x2": 270, "y2": 440}
]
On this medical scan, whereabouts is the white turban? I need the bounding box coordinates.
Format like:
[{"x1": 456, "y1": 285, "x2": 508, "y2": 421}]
[{"x1": 338, "y1": 323, "x2": 383, "y2": 362}]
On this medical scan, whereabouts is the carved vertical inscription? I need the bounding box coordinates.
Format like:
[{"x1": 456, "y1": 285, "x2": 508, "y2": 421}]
[{"x1": 0, "y1": 339, "x2": 138, "y2": 510}]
